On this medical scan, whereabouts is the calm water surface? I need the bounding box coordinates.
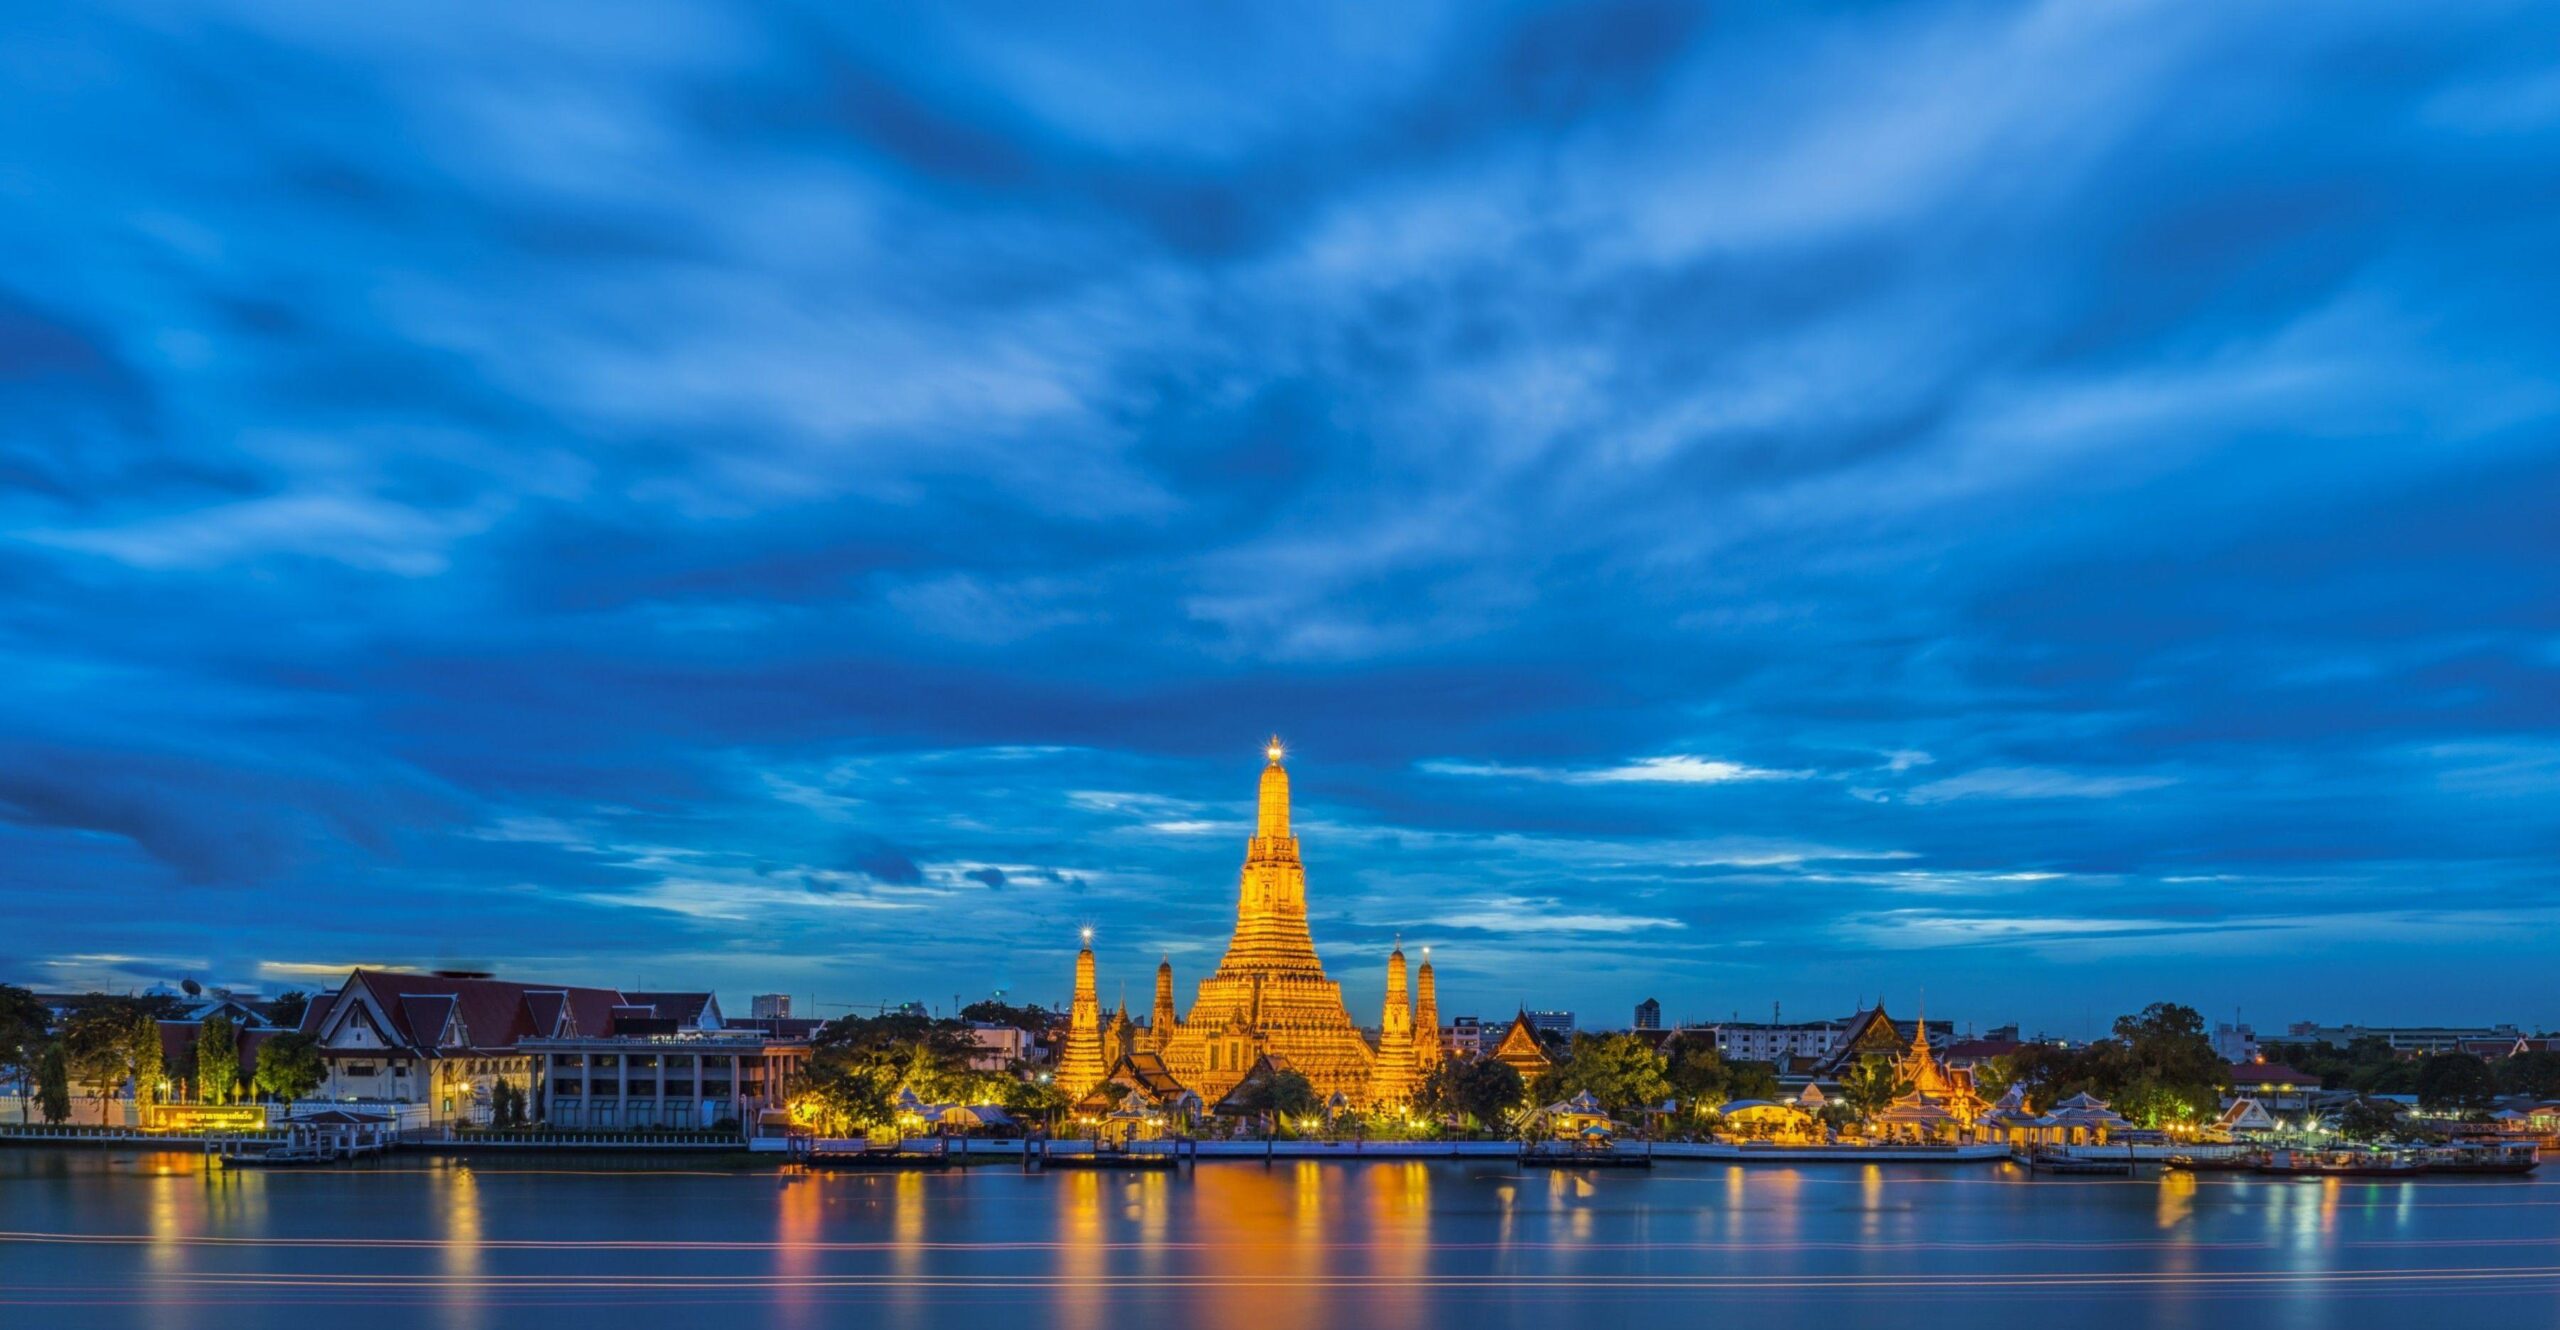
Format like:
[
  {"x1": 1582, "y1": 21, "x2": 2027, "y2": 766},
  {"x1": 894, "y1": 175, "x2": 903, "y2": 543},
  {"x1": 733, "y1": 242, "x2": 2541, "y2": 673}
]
[{"x1": 4, "y1": 1149, "x2": 2555, "y2": 1328}]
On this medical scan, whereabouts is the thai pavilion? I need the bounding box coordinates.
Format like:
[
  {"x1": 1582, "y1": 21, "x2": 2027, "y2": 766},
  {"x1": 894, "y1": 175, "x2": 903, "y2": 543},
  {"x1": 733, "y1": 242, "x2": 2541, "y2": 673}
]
[{"x1": 1868, "y1": 1009, "x2": 1993, "y2": 1142}]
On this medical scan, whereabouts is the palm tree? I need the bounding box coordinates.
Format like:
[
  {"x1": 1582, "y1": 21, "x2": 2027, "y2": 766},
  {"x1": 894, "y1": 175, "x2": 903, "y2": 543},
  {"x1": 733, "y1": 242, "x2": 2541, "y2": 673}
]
[{"x1": 1835, "y1": 1056, "x2": 1913, "y2": 1127}]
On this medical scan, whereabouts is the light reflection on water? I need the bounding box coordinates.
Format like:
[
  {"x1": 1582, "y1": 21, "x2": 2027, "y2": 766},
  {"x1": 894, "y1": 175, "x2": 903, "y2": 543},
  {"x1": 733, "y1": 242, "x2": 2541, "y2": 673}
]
[{"x1": 2, "y1": 1150, "x2": 2556, "y2": 1329}]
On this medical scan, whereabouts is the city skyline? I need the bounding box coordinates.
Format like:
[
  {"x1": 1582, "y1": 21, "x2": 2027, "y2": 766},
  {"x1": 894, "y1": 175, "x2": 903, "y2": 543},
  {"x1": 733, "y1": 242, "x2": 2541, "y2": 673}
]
[{"x1": 7, "y1": 4, "x2": 2560, "y2": 1028}]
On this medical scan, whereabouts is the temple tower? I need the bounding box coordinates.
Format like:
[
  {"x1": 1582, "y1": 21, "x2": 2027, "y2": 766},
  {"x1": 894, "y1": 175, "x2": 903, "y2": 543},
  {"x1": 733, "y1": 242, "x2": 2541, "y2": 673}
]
[
  {"x1": 1370, "y1": 943, "x2": 1418, "y2": 1106},
  {"x1": 1160, "y1": 739, "x2": 1375, "y2": 1104},
  {"x1": 1148, "y1": 958, "x2": 1178, "y2": 1051},
  {"x1": 1055, "y1": 930, "x2": 1106, "y2": 1100},
  {"x1": 1413, "y1": 947, "x2": 1443, "y2": 1069}
]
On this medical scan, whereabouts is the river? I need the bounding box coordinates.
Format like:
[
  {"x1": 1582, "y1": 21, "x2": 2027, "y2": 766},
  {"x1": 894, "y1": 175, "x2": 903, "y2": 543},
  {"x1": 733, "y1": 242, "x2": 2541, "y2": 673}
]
[{"x1": 2, "y1": 1149, "x2": 2553, "y2": 1327}]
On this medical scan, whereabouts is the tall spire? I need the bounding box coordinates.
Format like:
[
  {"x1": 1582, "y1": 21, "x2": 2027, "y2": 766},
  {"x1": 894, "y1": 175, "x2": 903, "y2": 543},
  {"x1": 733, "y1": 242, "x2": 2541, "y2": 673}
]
[
  {"x1": 1149, "y1": 956, "x2": 1178, "y2": 1050},
  {"x1": 1413, "y1": 946, "x2": 1443, "y2": 1069},
  {"x1": 1370, "y1": 943, "x2": 1417, "y2": 1106},
  {"x1": 1256, "y1": 735, "x2": 1290, "y2": 839},
  {"x1": 1056, "y1": 929, "x2": 1106, "y2": 1100}
]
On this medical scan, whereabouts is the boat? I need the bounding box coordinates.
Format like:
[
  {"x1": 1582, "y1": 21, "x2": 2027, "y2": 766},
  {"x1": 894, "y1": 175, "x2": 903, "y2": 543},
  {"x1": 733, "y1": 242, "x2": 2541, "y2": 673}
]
[
  {"x1": 1520, "y1": 1140, "x2": 1653, "y2": 1169},
  {"x1": 218, "y1": 1144, "x2": 347, "y2": 1168},
  {"x1": 2251, "y1": 1147, "x2": 2420, "y2": 1178},
  {"x1": 2164, "y1": 1152, "x2": 2259, "y2": 1173},
  {"x1": 2418, "y1": 1142, "x2": 2540, "y2": 1176},
  {"x1": 1043, "y1": 1150, "x2": 1179, "y2": 1171},
  {"x1": 2011, "y1": 1148, "x2": 2131, "y2": 1176}
]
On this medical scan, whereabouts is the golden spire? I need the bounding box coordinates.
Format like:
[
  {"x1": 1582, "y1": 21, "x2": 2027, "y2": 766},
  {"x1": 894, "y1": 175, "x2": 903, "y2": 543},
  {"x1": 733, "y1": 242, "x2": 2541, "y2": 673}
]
[
  {"x1": 1256, "y1": 735, "x2": 1290, "y2": 839},
  {"x1": 1056, "y1": 930, "x2": 1106, "y2": 1100}
]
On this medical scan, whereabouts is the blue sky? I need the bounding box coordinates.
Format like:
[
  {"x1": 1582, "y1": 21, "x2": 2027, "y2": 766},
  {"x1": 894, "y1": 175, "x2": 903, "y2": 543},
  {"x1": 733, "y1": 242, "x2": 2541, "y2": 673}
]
[{"x1": 4, "y1": 2, "x2": 2557, "y2": 1036}]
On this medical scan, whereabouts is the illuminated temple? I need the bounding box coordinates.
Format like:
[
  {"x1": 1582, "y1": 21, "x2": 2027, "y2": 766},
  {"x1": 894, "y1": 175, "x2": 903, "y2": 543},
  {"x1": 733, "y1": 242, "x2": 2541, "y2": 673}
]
[{"x1": 1057, "y1": 740, "x2": 1433, "y2": 1109}]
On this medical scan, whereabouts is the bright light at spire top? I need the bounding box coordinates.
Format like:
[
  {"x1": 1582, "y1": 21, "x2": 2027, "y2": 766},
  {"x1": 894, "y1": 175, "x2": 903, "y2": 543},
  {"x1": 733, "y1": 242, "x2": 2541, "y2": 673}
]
[{"x1": 1266, "y1": 734, "x2": 1284, "y2": 762}]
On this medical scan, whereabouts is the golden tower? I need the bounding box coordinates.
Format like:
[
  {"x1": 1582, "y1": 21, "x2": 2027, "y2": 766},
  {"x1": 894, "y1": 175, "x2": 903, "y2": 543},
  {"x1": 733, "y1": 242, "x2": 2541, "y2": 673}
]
[
  {"x1": 1160, "y1": 739, "x2": 1376, "y2": 1104},
  {"x1": 1370, "y1": 943, "x2": 1418, "y2": 1107},
  {"x1": 1148, "y1": 957, "x2": 1177, "y2": 1051},
  {"x1": 1055, "y1": 929, "x2": 1106, "y2": 1100},
  {"x1": 1413, "y1": 947, "x2": 1443, "y2": 1070}
]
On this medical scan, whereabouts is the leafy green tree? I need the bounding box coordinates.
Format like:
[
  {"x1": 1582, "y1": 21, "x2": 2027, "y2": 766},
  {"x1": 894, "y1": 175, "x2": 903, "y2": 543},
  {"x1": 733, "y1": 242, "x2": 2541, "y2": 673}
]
[
  {"x1": 1001, "y1": 1075, "x2": 1070, "y2": 1130},
  {"x1": 783, "y1": 1058, "x2": 896, "y2": 1135},
  {"x1": 0, "y1": 985, "x2": 49, "y2": 1123},
  {"x1": 1417, "y1": 1056, "x2": 1526, "y2": 1131},
  {"x1": 1722, "y1": 1059, "x2": 1782, "y2": 1103},
  {"x1": 36, "y1": 1042, "x2": 72, "y2": 1124},
  {"x1": 1969, "y1": 1055, "x2": 2016, "y2": 1107},
  {"x1": 1226, "y1": 1068, "x2": 1323, "y2": 1129},
  {"x1": 812, "y1": 1013, "x2": 983, "y2": 1103},
  {"x1": 2497, "y1": 1050, "x2": 2560, "y2": 1099},
  {"x1": 196, "y1": 1013, "x2": 241, "y2": 1104},
  {"x1": 253, "y1": 1032, "x2": 324, "y2": 1105},
  {"x1": 2416, "y1": 1053, "x2": 2497, "y2": 1111},
  {"x1": 1835, "y1": 1056, "x2": 1913, "y2": 1123},
  {"x1": 958, "y1": 1000, "x2": 1057, "y2": 1032},
  {"x1": 1534, "y1": 1033, "x2": 1673, "y2": 1117},
  {"x1": 2077, "y1": 1003, "x2": 2229, "y2": 1128},
  {"x1": 62, "y1": 996, "x2": 165, "y2": 1121},
  {"x1": 2335, "y1": 1096, "x2": 2404, "y2": 1143},
  {"x1": 1661, "y1": 1035, "x2": 1730, "y2": 1122}
]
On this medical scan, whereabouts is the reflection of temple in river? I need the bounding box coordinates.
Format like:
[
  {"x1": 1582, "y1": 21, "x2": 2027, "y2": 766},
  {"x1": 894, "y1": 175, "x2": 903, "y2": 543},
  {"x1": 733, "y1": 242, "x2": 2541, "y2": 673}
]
[{"x1": 1054, "y1": 740, "x2": 1442, "y2": 1111}]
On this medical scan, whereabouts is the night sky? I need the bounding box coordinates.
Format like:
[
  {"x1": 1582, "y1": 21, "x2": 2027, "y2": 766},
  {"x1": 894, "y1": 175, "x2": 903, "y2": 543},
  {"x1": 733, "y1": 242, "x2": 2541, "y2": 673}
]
[{"x1": 4, "y1": 3, "x2": 2557, "y2": 1036}]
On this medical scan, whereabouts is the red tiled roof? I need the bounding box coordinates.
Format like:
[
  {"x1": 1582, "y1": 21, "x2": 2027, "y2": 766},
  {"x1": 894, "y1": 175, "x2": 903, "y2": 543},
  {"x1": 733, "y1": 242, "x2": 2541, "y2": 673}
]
[
  {"x1": 321, "y1": 970, "x2": 628, "y2": 1058},
  {"x1": 624, "y1": 992, "x2": 715, "y2": 1025},
  {"x1": 523, "y1": 990, "x2": 569, "y2": 1039}
]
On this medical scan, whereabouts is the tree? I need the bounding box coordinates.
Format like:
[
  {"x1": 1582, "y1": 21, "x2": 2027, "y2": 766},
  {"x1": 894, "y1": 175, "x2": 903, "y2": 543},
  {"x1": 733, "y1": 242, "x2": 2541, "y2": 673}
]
[
  {"x1": 1417, "y1": 1056, "x2": 1526, "y2": 1131},
  {"x1": 267, "y1": 991, "x2": 311, "y2": 1030},
  {"x1": 1835, "y1": 1056, "x2": 1913, "y2": 1123},
  {"x1": 1662, "y1": 1036, "x2": 1730, "y2": 1117},
  {"x1": 783, "y1": 1059, "x2": 896, "y2": 1136},
  {"x1": 62, "y1": 996, "x2": 164, "y2": 1122},
  {"x1": 1723, "y1": 1060, "x2": 1782, "y2": 1103},
  {"x1": 2335, "y1": 1096, "x2": 2404, "y2": 1143},
  {"x1": 1001, "y1": 1076, "x2": 1071, "y2": 1131},
  {"x1": 1535, "y1": 1033, "x2": 1673, "y2": 1118},
  {"x1": 958, "y1": 1000, "x2": 1057, "y2": 1032},
  {"x1": 2416, "y1": 1053, "x2": 2497, "y2": 1112},
  {"x1": 2497, "y1": 1050, "x2": 2560, "y2": 1099},
  {"x1": 253, "y1": 1032, "x2": 324, "y2": 1105},
  {"x1": 1225, "y1": 1068, "x2": 1322, "y2": 1129},
  {"x1": 36, "y1": 1042, "x2": 72, "y2": 1124},
  {"x1": 197, "y1": 1014, "x2": 241, "y2": 1105},
  {"x1": 0, "y1": 985, "x2": 48, "y2": 1123},
  {"x1": 2081, "y1": 1003, "x2": 2229, "y2": 1128}
]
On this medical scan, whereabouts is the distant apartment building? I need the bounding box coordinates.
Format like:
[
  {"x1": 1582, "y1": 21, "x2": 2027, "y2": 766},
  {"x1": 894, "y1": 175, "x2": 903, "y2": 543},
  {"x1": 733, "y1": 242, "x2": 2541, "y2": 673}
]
[
  {"x1": 1633, "y1": 998, "x2": 1662, "y2": 1031},
  {"x1": 963, "y1": 1022, "x2": 1034, "y2": 1070},
  {"x1": 1448, "y1": 1016, "x2": 1485, "y2": 1057},
  {"x1": 2212, "y1": 1022, "x2": 2259, "y2": 1063},
  {"x1": 2282, "y1": 1022, "x2": 2521, "y2": 1054},
  {"x1": 1702, "y1": 1018, "x2": 1851, "y2": 1064},
  {"x1": 751, "y1": 994, "x2": 792, "y2": 1020}
]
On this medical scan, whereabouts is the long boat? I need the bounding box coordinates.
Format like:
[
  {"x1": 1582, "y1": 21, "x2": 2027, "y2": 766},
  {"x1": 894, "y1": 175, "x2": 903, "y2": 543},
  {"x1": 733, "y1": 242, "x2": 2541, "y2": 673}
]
[
  {"x1": 2252, "y1": 1147, "x2": 2419, "y2": 1178},
  {"x1": 2164, "y1": 1152, "x2": 2258, "y2": 1173},
  {"x1": 2416, "y1": 1142, "x2": 2539, "y2": 1175}
]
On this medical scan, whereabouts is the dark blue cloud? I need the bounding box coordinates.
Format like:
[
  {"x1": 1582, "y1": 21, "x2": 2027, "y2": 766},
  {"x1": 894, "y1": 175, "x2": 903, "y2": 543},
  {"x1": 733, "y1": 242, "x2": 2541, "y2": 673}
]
[{"x1": 3, "y1": 0, "x2": 2557, "y2": 1033}]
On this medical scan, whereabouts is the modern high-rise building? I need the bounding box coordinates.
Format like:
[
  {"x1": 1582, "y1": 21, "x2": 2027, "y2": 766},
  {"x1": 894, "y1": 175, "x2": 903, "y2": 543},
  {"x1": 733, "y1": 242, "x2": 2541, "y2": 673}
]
[
  {"x1": 1633, "y1": 997, "x2": 1662, "y2": 1031},
  {"x1": 750, "y1": 994, "x2": 791, "y2": 1020},
  {"x1": 1528, "y1": 1010, "x2": 1575, "y2": 1037}
]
